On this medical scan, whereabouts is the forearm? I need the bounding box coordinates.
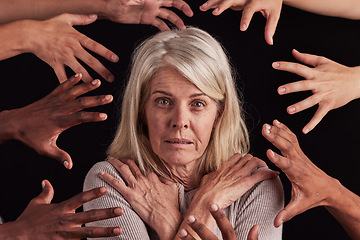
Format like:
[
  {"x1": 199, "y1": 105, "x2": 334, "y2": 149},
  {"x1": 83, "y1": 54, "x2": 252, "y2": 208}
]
[
  {"x1": 0, "y1": 221, "x2": 26, "y2": 240},
  {"x1": 284, "y1": 0, "x2": 360, "y2": 20},
  {"x1": 325, "y1": 179, "x2": 360, "y2": 239},
  {"x1": 0, "y1": 0, "x2": 104, "y2": 23},
  {"x1": 0, "y1": 110, "x2": 19, "y2": 145}
]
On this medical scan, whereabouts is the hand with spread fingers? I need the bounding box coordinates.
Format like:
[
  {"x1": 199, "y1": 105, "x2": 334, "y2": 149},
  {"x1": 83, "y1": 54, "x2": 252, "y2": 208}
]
[
  {"x1": 99, "y1": 157, "x2": 183, "y2": 240},
  {"x1": 0, "y1": 180, "x2": 123, "y2": 239},
  {"x1": 0, "y1": 73, "x2": 113, "y2": 169},
  {"x1": 102, "y1": 0, "x2": 194, "y2": 31},
  {"x1": 199, "y1": 0, "x2": 283, "y2": 45},
  {"x1": 178, "y1": 204, "x2": 259, "y2": 240},
  {"x1": 262, "y1": 120, "x2": 360, "y2": 238},
  {"x1": 273, "y1": 49, "x2": 360, "y2": 134}
]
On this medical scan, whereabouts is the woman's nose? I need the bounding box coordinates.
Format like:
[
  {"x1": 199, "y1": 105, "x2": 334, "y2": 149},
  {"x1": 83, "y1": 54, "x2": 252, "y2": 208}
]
[{"x1": 171, "y1": 106, "x2": 189, "y2": 130}]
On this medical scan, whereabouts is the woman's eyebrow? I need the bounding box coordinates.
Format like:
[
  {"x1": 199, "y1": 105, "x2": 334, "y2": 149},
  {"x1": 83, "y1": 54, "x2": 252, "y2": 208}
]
[
  {"x1": 152, "y1": 90, "x2": 172, "y2": 96},
  {"x1": 152, "y1": 91, "x2": 207, "y2": 98}
]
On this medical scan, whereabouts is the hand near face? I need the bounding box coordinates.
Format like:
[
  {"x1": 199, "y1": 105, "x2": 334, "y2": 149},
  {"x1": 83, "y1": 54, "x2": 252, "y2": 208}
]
[
  {"x1": 199, "y1": 0, "x2": 283, "y2": 45},
  {"x1": 178, "y1": 204, "x2": 259, "y2": 240},
  {"x1": 7, "y1": 180, "x2": 123, "y2": 239},
  {"x1": 103, "y1": 0, "x2": 193, "y2": 31},
  {"x1": 262, "y1": 120, "x2": 339, "y2": 227},
  {"x1": 273, "y1": 49, "x2": 360, "y2": 134},
  {"x1": 27, "y1": 13, "x2": 119, "y2": 83},
  {"x1": 99, "y1": 157, "x2": 183, "y2": 240},
  {"x1": 0, "y1": 73, "x2": 113, "y2": 169},
  {"x1": 197, "y1": 153, "x2": 279, "y2": 210}
]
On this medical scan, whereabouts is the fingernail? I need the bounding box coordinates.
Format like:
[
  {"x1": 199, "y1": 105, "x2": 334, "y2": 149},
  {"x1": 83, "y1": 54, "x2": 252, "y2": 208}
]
[
  {"x1": 278, "y1": 87, "x2": 285, "y2": 94},
  {"x1": 264, "y1": 124, "x2": 271, "y2": 134},
  {"x1": 187, "y1": 215, "x2": 196, "y2": 224},
  {"x1": 210, "y1": 203, "x2": 219, "y2": 212},
  {"x1": 179, "y1": 229, "x2": 188, "y2": 237},
  {"x1": 91, "y1": 79, "x2": 99, "y2": 85},
  {"x1": 288, "y1": 107, "x2": 296, "y2": 114},
  {"x1": 303, "y1": 128, "x2": 310, "y2": 134},
  {"x1": 113, "y1": 227, "x2": 121, "y2": 235},
  {"x1": 114, "y1": 207, "x2": 123, "y2": 216},
  {"x1": 99, "y1": 113, "x2": 107, "y2": 119},
  {"x1": 99, "y1": 171, "x2": 105, "y2": 177},
  {"x1": 89, "y1": 14, "x2": 97, "y2": 19},
  {"x1": 240, "y1": 23, "x2": 247, "y2": 31},
  {"x1": 63, "y1": 161, "x2": 69, "y2": 168},
  {"x1": 274, "y1": 119, "x2": 281, "y2": 126},
  {"x1": 105, "y1": 95, "x2": 113, "y2": 101},
  {"x1": 74, "y1": 73, "x2": 79, "y2": 78},
  {"x1": 108, "y1": 75, "x2": 115, "y2": 82},
  {"x1": 99, "y1": 186, "x2": 107, "y2": 193},
  {"x1": 272, "y1": 62, "x2": 280, "y2": 68},
  {"x1": 41, "y1": 180, "x2": 46, "y2": 188},
  {"x1": 111, "y1": 54, "x2": 119, "y2": 62}
]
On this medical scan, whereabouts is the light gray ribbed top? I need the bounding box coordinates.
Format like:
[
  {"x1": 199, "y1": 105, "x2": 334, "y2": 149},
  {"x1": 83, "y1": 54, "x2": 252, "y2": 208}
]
[{"x1": 84, "y1": 161, "x2": 284, "y2": 239}]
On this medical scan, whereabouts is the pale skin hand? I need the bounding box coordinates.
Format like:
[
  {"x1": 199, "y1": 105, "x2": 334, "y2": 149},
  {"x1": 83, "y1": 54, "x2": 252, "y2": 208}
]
[
  {"x1": 199, "y1": 0, "x2": 283, "y2": 45},
  {"x1": 0, "y1": 180, "x2": 123, "y2": 239},
  {"x1": 273, "y1": 49, "x2": 360, "y2": 134},
  {"x1": 0, "y1": 73, "x2": 113, "y2": 169},
  {"x1": 25, "y1": 14, "x2": 119, "y2": 83},
  {"x1": 178, "y1": 204, "x2": 259, "y2": 240},
  {"x1": 174, "y1": 153, "x2": 279, "y2": 239},
  {"x1": 102, "y1": 0, "x2": 194, "y2": 31},
  {"x1": 99, "y1": 157, "x2": 183, "y2": 240}
]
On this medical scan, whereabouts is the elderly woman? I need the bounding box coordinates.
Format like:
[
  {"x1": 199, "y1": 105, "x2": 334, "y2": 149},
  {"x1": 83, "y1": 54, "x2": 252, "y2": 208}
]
[{"x1": 83, "y1": 27, "x2": 284, "y2": 239}]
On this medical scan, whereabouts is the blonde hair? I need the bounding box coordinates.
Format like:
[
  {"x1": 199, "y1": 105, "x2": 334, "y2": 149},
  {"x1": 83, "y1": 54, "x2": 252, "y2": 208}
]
[{"x1": 107, "y1": 27, "x2": 249, "y2": 177}]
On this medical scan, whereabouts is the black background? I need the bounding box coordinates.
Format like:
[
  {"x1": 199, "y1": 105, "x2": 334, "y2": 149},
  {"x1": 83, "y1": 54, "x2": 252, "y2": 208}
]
[{"x1": 1, "y1": 4, "x2": 360, "y2": 239}]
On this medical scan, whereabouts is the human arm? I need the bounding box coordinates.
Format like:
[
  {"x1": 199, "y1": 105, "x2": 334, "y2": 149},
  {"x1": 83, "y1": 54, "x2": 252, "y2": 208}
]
[
  {"x1": 0, "y1": 180, "x2": 123, "y2": 240},
  {"x1": 283, "y1": 0, "x2": 360, "y2": 20},
  {"x1": 178, "y1": 204, "x2": 260, "y2": 240},
  {"x1": 0, "y1": 0, "x2": 193, "y2": 31},
  {"x1": 272, "y1": 49, "x2": 360, "y2": 134},
  {"x1": 262, "y1": 119, "x2": 360, "y2": 239},
  {"x1": 98, "y1": 157, "x2": 183, "y2": 240},
  {"x1": 0, "y1": 73, "x2": 113, "y2": 169},
  {"x1": 0, "y1": 14, "x2": 119, "y2": 83},
  {"x1": 199, "y1": 0, "x2": 283, "y2": 45},
  {"x1": 174, "y1": 154, "x2": 281, "y2": 239}
]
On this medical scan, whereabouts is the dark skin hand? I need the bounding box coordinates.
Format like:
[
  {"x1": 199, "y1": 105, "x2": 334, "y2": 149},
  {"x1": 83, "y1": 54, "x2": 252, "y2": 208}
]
[
  {"x1": 178, "y1": 203, "x2": 259, "y2": 240},
  {"x1": 0, "y1": 73, "x2": 113, "y2": 169},
  {"x1": 0, "y1": 180, "x2": 123, "y2": 239}
]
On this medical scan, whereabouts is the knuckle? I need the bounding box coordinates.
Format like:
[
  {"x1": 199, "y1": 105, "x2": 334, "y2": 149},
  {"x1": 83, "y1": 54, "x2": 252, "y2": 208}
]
[{"x1": 84, "y1": 228, "x2": 95, "y2": 237}]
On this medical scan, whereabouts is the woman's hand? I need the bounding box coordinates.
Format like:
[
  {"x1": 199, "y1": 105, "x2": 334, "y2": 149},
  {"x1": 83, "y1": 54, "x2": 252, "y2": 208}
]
[
  {"x1": 99, "y1": 157, "x2": 183, "y2": 240},
  {"x1": 273, "y1": 49, "x2": 360, "y2": 134},
  {"x1": 26, "y1": 14, "x2": 119, "y2": 83},
  {"x1": 178, "y1": 204, "x2": 259, "y2": 240},
  {"x1": 1, "y1": 180, "x2": 123, "y2": 239},
  {"x1": 199, "y1": 0, "x2": 283, "y2": 45},
  {"x1": 262, "y1": 119, "x2": 340, "y2": 227},
  {"x1": 102, "y1": 0, "x2": 193, "y2": 31},
  {"x1": 197, "y1": 153, "x2": 279, "y2": 210},
  {"x1": 0, "y1": 73, "x2": 113, "y2": 169}
]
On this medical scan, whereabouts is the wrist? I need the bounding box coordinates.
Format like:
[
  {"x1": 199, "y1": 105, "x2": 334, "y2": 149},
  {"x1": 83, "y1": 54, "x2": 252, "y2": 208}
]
[
  {"x1": 155, "y1": 209, "x2": 183, "y2": 240},
  {"x1": 0, "y1": 221, "x2": 27, "y2": 240},
  {"x1": 0, "y1": 110, "x2": 20, "y2": 144}
]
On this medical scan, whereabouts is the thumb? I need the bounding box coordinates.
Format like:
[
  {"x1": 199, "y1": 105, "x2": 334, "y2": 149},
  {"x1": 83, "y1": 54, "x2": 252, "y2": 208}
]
[
  {"x1": 45, "y1": 144, "x2": 73, "y2": 169},
  {"x1": 31, "y1": 180, "x2": 54, "y2": 205},
  {"x1": 69, "y1": 14, "x2": 98, "y2": 26},
  {"x1": 274, "y1": 200, "x2": 303, "y2": 227}
]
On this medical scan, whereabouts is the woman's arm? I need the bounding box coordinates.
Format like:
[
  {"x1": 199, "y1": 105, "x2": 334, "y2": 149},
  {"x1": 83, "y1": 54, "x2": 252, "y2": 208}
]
[
  {"x1": 174, "y1": 154, "x2": 281, "y2": 239},
  {"x1": 84, "y1": 160, "x2": 163, "y2": 240},
  {"x1": 284, "y1": 0, "x2": 360, "y2": 20}
]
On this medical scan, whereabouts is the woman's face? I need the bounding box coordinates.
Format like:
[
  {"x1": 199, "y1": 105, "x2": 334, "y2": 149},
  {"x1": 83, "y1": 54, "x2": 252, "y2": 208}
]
[{"x1": 145, "y1": 67, "x2": 219, "y2": 169}]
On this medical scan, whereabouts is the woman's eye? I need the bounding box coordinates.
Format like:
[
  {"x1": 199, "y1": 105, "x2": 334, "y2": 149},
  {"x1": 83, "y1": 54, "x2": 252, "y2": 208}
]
[
  {"x1": 156, "y1": 98, "x2": 171, "y2": 105},
  {"x1": 192, "y1": 101, "x2": 205, "y2": 108}
]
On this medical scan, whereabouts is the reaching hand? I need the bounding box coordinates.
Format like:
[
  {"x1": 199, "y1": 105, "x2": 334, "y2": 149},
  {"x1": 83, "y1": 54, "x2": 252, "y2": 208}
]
[
  {"x1": 8, "y1": 180, "x2": 123, "y2": 239},
  {"x1": 0, "y1": 73, "x2": 113, "y2": 169},
  {"x1": 102, "y1": 0, "x2": 193, "y2": 31},
  {"x1": 178, "y1": 204, "x2": 259, "y2": 240},
  {"x1": 28, "y1": 14, "x2": 119, "y2": 83},
  {"x1": 199, "y1": 0, "x2": 283, "y2": 45},
  {"x1": 273, "y1": 49, "x2": 360, "y2": 134},
  {"x1": 99, "y1": 157, "x2": 182, "y2": 240},
  {"x1": 262, "y1": 119, "x2": 339, "y2": 227}
]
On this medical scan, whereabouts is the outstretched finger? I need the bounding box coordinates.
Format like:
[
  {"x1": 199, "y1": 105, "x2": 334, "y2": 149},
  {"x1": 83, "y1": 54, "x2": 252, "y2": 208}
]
[
  {"x1": 61, "y1": 187, "x2": 108, "y2": 211},
  {"x1": 51, "y1": 73, "x2": 83, "y2": 95},
  {"x1": 286, "y1": 94, "x2": 321, "y2": 115},
  {"x1": 291, "y1": 49, "x2": 326, "y2": 67},
  {"x1": 272, "y1": 61, "x2": 314, "y2": 79},
  {"x1": 162, "y1": 0, "x2": 194, "y2": 17},
  {"x1": 240, "y1": 5, "x2": 256, "y2": 31},
  {"x1": 264, "y1": 10, "x2": 281, "y2": 45},
  {"x1": 187, "y1": 215, "x2": 218, "y2": 240},
  {"x1": 213, "y1": 0, "x2": 235, "y2": 15},
  {"x1": 69, "y1": 207, "x2": 123, "y2": 224},
  {"x1": 277, "y1": 80, "x2": 315, "y2": 95},
  {"x1": 43, "y1": 144, "x2": 73, "y2": 169},
  {"x1": 210, "y1": 204, "x2": 237, "y2": 240},
  {"x1": 157, "y1": 8, "x2": 185, "y2": 30},
  {"x1": 302, "y1": 104, "x2": 331, "y2": 134},
  {"x1": 247, "y1": 224, "x2": 259, "y2": 240},
  {"x1": 58, "y1": 226, "x2": 122, "y2": 238},
  {"x1": 274, "y1": 199, "x2": 305, "y2": 228},
  {"x1": 199, "y1": 0, "x2": 222, "y2": 12},
  {"x1": 52, "y1": 64, "x2": 68, "y2": 83},
  {"x1": 29, "y1": 180, "x2": 54, "y2": 206},
  {"x1": 151, "y1": 17, "x2": 170, "y2": 31}
]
